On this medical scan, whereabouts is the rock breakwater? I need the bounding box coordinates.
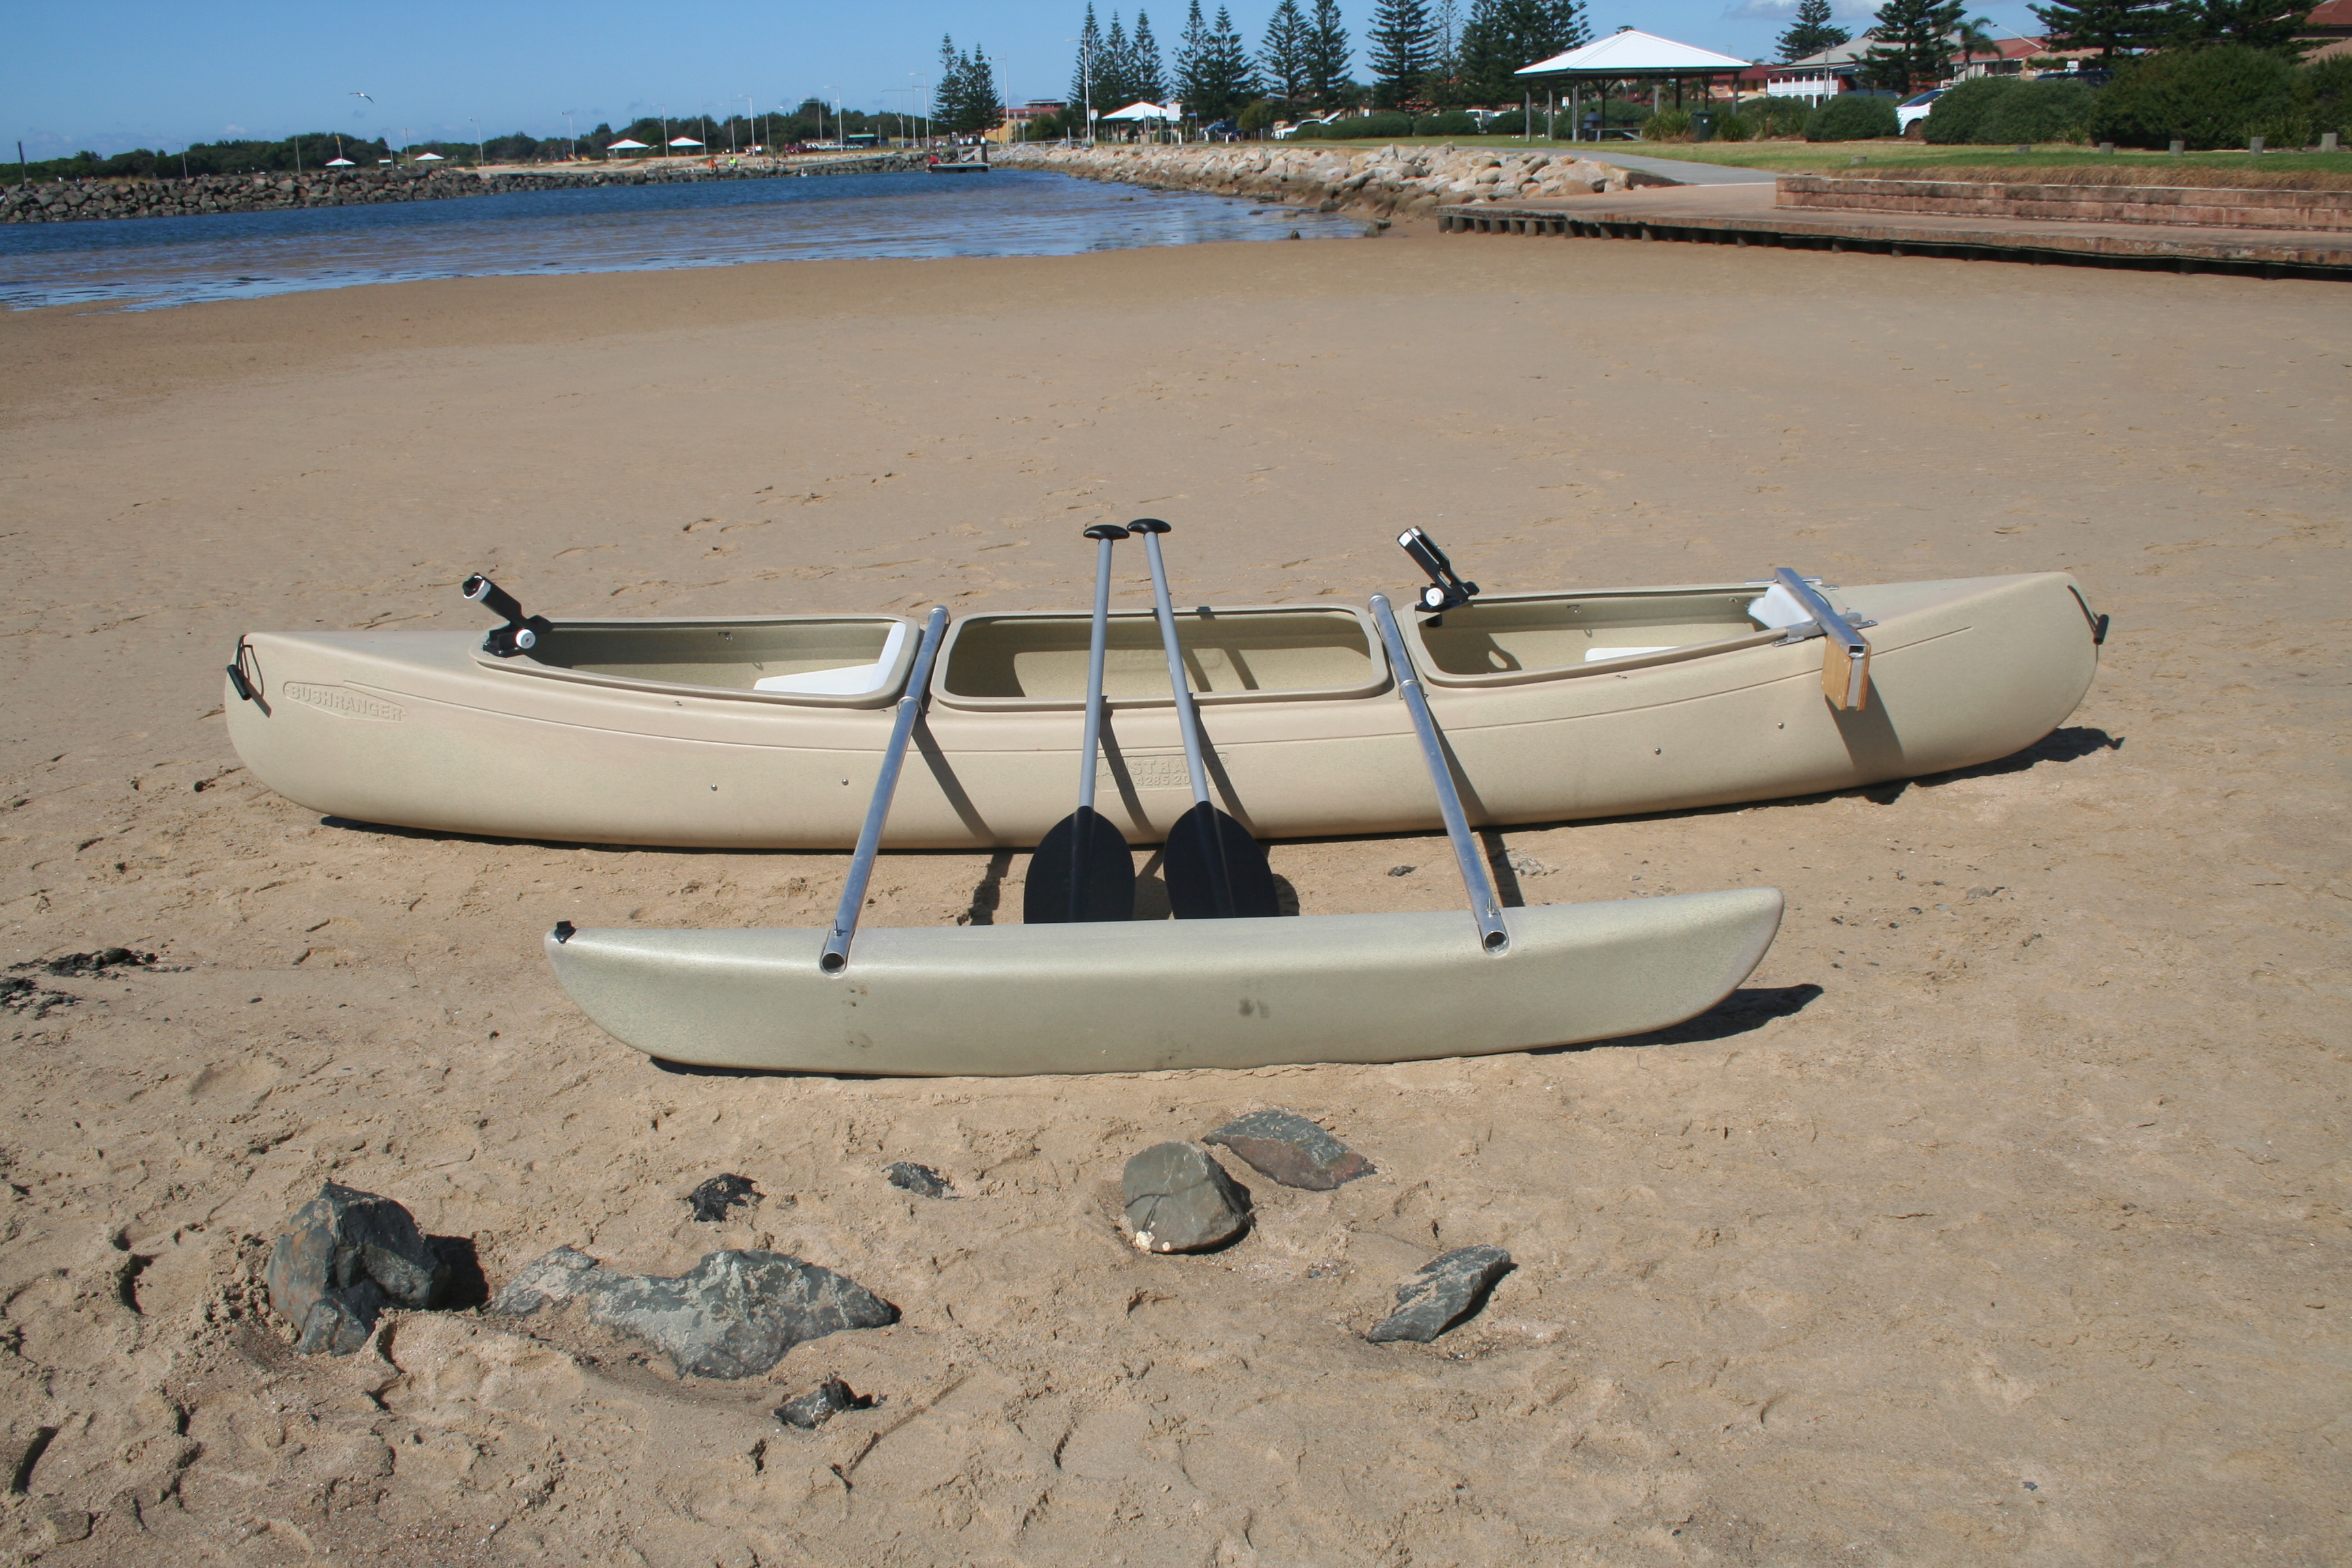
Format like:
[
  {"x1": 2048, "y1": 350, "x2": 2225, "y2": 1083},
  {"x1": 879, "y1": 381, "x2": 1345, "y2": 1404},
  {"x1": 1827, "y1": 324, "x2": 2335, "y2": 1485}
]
[
  {"x1": 1, "y1": 152, "x2": 924, "y2": 225},
  {"x1": 997, "y1": 142, "x2": 1656, "y2": 220}
]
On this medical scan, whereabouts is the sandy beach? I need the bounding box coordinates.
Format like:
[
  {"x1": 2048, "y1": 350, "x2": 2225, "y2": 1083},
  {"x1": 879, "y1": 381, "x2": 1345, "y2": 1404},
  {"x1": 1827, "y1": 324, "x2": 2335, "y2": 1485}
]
[{"x1": 1, "y1": 231, "x2": 2346, "y2": 1565}]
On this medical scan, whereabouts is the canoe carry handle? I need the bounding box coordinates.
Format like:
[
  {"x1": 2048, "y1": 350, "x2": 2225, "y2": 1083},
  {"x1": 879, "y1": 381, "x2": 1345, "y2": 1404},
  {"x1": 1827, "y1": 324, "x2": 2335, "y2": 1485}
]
[
  {"x1": 1368, "y1": 594, "x2": 1509, "y2": 955},
  {"x1": 461, "y1": 574, "x2": 554, "y2": 658},
  {"x1": 821, "y1": 606, "x2": 951, "y2": 975},
  {"x1": 225, "y1": 636, "x2": 263, "y2": 705},
  {"x1": 1770, "y1": 568, "x2": 1873, "y2": 713},
  {"x1": 1399, "y1": 527, "x2": 1481, "y2": 616}
]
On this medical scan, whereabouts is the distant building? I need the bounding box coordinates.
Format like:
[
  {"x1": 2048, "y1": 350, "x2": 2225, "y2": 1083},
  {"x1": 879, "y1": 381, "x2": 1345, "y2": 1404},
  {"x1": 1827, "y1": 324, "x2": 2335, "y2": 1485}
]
[
  {"x1": 985, "y1": 101, "x2": 1068, "y2": 144},
  {"x1": 1764, "y1": 34, "x2": 2097, "y2": 101},
  {"x1": 2304, "y1": 0, "x2": 2352, "y2": 59}
]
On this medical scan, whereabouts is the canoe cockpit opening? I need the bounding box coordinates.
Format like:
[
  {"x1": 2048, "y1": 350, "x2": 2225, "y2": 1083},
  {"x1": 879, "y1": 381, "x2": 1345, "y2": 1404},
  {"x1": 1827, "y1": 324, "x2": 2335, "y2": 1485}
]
[
  {"x1": 936, "y1": 607, "x2": 1384, "y2": 708},
  {"x1": 1409, "y1": 588, "x2": 1801, "y2": 685},
  {"x1": 495, "y1": 616, "x2": 917, "y2": 703}
]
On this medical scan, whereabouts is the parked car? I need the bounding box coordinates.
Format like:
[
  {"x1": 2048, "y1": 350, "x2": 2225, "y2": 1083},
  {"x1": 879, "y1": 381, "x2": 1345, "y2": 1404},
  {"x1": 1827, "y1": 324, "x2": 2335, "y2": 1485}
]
[{"x1": 1896, "y1": 88, "x2": 1947, "y2": 135}]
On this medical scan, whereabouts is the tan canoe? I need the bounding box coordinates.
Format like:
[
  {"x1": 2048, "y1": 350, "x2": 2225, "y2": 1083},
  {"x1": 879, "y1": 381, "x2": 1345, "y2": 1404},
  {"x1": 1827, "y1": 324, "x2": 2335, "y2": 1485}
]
[{"x1": 224, "y1": 571, "x2": 2102, "y2": 849}]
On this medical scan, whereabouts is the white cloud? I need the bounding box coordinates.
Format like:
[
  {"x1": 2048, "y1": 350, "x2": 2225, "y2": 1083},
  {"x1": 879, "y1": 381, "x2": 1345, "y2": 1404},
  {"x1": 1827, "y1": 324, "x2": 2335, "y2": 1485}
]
[{"x1": 223, "y1": 122, "x2": 248, "y2": 135}]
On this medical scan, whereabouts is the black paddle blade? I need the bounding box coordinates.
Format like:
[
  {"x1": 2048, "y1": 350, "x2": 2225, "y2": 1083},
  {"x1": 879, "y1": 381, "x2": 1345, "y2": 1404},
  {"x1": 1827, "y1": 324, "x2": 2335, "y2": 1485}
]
[
  {"x1": 1024, "y1": 806, "x2": 1137, "y2": 924},
  {"x1": 1164, "y1": 802, "x2": 1282, "y2": 920}
]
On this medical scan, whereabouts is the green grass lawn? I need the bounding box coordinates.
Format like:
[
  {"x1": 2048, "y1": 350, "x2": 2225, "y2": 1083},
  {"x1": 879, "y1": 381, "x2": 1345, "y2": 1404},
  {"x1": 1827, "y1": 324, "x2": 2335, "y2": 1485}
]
[{"x1": 1303, "y1": 134, "x2": 2352, "y2": 178}]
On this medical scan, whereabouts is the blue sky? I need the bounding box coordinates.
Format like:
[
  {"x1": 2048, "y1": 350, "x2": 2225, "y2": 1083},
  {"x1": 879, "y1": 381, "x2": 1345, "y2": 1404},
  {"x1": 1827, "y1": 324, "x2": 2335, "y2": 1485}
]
[{"x1": 6, "y1": 0, "x2": 2047, "y2": 159}]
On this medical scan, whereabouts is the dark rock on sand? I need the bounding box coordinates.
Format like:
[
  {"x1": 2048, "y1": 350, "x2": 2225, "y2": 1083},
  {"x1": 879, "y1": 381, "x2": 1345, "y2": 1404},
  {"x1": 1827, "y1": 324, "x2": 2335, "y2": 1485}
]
[
  {"x1": 267, "y1": 1183, "x2": 450, "y2": 1356},
  {"x1": 885, "y1": 1162, "x2": 953, "y2": 1198},
  {"x1": 490, "y1": 1246, "x2": 897, "y2": 1379},
  {"x1": 686, "y1": 1173, "x2": 761, "y2": 1222},
  {"x1": 14, "y1": 947, "x2": 157, "y2": 977},
  {"x1": 1367, "y1": 1245, "x2": 1514, "y2": 1343},
  {"x1": 1205, "y1": 1108, "x2": 1374, "y2": 1190},
  {"x1": 1122, "y1": 1142, "x2": 1252, "y2": 1253},
  {"x1": 777, "y1": 1376, "x2": 870, "y2": 1430}
]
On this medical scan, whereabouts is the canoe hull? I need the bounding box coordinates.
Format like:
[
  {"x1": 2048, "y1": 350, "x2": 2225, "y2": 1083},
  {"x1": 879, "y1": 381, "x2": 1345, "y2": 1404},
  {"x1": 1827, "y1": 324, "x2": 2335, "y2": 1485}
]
[
  {"x1": 544, "y1": 889, "x2": 1785, "y2": 1075},
  {"x1": 225, "y1": 572, "x2": 2100, "y2": 848}
]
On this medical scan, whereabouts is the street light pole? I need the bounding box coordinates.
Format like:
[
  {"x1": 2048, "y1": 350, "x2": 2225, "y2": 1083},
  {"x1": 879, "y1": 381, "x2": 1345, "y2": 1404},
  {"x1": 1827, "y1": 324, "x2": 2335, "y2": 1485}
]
[{"x1": 563, "y1": 109, "x2": 576, "y2": 161}]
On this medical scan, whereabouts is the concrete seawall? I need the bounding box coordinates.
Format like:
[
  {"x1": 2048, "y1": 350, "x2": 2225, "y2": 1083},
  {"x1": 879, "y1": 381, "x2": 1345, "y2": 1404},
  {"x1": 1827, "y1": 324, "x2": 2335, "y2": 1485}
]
[
  {"x1": 996, "y1": 142, "x2": 1654, "y2": 221},
  {"x1": 1, "y1": 152, "x2": 925, "y2": 225}
]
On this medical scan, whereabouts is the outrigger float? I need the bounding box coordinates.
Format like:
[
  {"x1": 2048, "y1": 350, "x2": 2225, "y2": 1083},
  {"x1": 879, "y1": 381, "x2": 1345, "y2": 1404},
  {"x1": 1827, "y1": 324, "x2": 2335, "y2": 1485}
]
[
  {"x1": 222, "y1": 540, "x2": 2105, "y2": 851},
  {"x1": 542, "y1": 593, "x2": 1784, "y2": 1075}
]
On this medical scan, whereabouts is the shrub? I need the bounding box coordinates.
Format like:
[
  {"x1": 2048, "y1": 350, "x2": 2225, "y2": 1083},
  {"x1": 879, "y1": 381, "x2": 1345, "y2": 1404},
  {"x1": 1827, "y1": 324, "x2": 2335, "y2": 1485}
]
[
  {"x1": 1484, "y1": 110, "x2": 1527, "y2": 134},
  {"x1": 1716, "y1": 112, "x2": 1756, "y2": 142},
  {"x1": 2089, "y1": 44, "x2": 2297, "y2": 150},
  {"x1": 2296, "y1": 54, "x2": 2352, "y2": 142},
  {"x1": 1923, "y1": 76, "x2": 2010, "y2": 143},
  {"x1": 1356, "y1": 110, "x2": 1416, "y2": 138},
  {"x1": 1745, "y1": 97, "x2": 1816, "y2": 137},
  {"x1": 1642, "y1": 108, "x2": 1695, "y2": 140},
  {"x1": 1414, "y1": 110, "x2": 1481, "y2": 136},
  {"x1": 1806, "y1": 92, "x2": 1900, "y2": 141},
  {"x1": 1978, "y1": 77, "x2": 2096, "y2": 144}
]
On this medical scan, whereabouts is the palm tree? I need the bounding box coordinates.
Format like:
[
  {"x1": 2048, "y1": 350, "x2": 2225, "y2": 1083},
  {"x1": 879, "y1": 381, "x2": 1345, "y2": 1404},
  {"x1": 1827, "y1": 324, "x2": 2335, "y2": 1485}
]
[{"x1": 1955, "y1": 13, "x2": 1999, "y2": 77}]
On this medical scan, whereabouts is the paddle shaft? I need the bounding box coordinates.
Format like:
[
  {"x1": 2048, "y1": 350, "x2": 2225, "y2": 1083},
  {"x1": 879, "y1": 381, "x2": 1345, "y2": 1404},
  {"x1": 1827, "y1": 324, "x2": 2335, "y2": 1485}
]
[
  {"x1": 1077, "y1": 529, "x2": 1120, "y2": 811},
  {"x1": 1368, "y1": 593, "x2": 1509, "y2": 955},
  {"x1": 821, "y1": 606, "x2": 949, "y2": 974},
  {"x1": 1135, "y1": 526, "x2": 1213, "y2": 807}
]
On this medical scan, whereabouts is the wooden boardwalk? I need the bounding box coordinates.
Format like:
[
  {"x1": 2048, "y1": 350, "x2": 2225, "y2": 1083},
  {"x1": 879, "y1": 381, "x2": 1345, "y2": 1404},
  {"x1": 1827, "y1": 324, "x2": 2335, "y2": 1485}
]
[{"x1": 1436, "y1": 182, "x2": 2352, "y2": 279}]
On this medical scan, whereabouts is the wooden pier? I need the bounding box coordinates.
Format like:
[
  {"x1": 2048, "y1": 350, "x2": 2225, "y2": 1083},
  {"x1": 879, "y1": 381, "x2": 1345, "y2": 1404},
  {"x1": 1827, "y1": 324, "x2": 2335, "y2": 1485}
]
[{"x1": 1436, "y1": 182, "x2": 2352, "y2": 280}]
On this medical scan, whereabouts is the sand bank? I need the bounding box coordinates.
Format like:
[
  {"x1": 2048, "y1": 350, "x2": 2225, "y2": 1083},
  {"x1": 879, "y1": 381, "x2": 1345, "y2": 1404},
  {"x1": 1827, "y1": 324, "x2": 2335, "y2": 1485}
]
[{"x1": 1, "y1": 235, "x2": 2346, "y2": 1564}]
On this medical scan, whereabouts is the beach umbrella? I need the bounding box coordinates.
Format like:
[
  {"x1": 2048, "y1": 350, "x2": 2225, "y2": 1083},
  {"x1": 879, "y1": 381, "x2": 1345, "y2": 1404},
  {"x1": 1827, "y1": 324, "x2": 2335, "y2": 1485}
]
[
  {"x1": 325, "y1": 157, "x2": 355, "y2": 167},
  {"x1": 667, "y1": 135, "x2": 705, "y2": 148},
  {"x1": 607, "y1": 137, "x2": 650, "y2": 150}
]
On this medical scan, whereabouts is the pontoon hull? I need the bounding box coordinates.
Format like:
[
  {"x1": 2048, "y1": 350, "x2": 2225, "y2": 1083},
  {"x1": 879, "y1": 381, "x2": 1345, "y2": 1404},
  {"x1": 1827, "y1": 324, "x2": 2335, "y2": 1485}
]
[
  {"x1": 544, "y1": 889, "x2": 1785, "y2": 1075},
  {"x1": 226, "y1": 573, "x2": 2100, "y2": 848}
]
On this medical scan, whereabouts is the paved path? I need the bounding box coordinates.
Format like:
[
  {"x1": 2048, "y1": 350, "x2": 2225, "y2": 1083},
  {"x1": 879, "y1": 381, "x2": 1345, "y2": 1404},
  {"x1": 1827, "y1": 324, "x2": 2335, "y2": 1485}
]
[{"x1": 1580, "y1": 150, "x2": 1779, "y2": 186}]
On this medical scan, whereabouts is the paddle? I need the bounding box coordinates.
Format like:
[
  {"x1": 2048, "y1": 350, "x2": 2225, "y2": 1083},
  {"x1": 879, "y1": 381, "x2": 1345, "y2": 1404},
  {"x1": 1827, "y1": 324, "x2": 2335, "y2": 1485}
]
[
  {"x1": 1024, "y1": 524, "x2": 1138, "y2": 924},
  {"x1": 1129, "y1": 520, "x2": 1281, "y2": 920}
]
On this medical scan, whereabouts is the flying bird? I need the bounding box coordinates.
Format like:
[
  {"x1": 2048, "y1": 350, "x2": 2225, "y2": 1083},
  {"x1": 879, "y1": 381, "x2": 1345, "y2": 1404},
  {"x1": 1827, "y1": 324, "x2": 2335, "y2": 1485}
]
[{"x1": 351, "y1": 91, "x2": 373, "y2": 102}]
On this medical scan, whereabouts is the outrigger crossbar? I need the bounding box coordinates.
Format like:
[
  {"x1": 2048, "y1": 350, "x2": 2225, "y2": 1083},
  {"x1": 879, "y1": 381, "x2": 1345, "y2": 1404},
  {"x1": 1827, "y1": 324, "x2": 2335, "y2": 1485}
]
[
  {"x1": 821, "y1": 606, "x2": 950, "y2": 974},
  {"x1": 1369, "y1": 594, "x2": 1510, "y2": 954},
  {"x1": 1769, "y1": 568, "x2": 1876, "y2": 712}
]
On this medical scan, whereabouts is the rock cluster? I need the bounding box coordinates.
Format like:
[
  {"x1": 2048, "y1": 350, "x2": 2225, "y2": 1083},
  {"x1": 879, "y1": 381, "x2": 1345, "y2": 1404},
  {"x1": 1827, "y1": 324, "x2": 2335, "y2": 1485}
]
[
  {"x1": 0, "y1": 152, "x2": 923, "y2": 225},
  {"x1": 490, "y1": 1245, "x2": 898, "y2": 1379},
  {"x1": 266, "y1": 1183, "x2": 450, "y2": 1355},
  {"x1": 998, "y1": 141, "x2": 1650, "y2": 221},
  {"x1": 885, "y1": 1161, "x2": 954, "y2": 1198}
]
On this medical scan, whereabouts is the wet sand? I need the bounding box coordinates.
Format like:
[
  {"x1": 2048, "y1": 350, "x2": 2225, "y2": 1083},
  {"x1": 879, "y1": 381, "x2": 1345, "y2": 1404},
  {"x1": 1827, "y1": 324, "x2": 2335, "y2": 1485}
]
[{"x1": 1, "y1": 233, "x2": 2347, "y2": 1565}]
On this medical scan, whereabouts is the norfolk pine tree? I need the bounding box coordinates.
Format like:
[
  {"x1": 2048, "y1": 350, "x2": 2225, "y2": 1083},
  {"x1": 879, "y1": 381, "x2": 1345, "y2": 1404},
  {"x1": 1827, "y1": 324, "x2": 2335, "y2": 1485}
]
[
  {"x1": 1307, "y1": 0, "x2": 1356, "y2": 105},
  {"x1": 2027, "y1": 0, "x2": 2169, "y2": 57},
  {"x1": 1861, "y1": 0, "x2": 1966, "y2": 91},
  {"x1": 1776, "y1": 0, "x2": 1851, "y2": 60},
  {"x1": 1369, "y1": 0, "x2": 1438, "y2": 108},
  {"x1": 1456, "y1": 0, "x2": 1590, "y2": 103},
  {"x1": 1261, "y1": 0, "x2": 1315, "y2": 101}
]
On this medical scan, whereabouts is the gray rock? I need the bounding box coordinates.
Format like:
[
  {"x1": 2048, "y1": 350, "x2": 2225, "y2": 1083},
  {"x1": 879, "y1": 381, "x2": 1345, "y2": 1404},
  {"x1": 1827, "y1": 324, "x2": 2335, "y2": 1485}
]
[
  {"x1": 885, "y1": 1162, "x2": 953, "y2": 1198},
  {"x1": 1122, "y1": 1142, "x2": 1251, "y2": 1254},
  {"x1": 777, "y1": 1376, "x2": 865, "y2": 1430},
  {"x1": 266, "y1": 1183, "x2": 449, "y2": 1356},
  {"x1": 1205, "y1": 1109, "x2": 1373, "y2": 1191},
  {"x1": 1367, "y1": 1245, "x2": 1514, "y2": 1343},
  {"x1": 489, "y1": 1247, "x2": 897, "y2": 1379}
]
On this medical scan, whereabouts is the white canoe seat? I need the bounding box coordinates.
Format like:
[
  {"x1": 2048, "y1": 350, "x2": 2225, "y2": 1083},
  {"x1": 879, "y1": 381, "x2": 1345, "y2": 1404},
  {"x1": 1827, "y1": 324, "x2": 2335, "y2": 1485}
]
[
  {"x1": 753, "y1": 621, "x2": 909, "y2": 695},
  {"x1": 1583, "y1": 645, "x2": 1682, "y2": 664},
  {"x1": 1746, "y1": 582, "x2": 1814, "y2": 632}
]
